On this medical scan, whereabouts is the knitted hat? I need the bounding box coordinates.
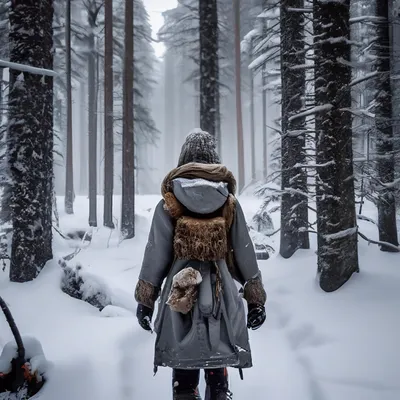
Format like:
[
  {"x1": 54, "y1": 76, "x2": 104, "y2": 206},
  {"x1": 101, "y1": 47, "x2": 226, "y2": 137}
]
[{"x1": 177, "y1": 129, "x2": 221, "y2": 167}]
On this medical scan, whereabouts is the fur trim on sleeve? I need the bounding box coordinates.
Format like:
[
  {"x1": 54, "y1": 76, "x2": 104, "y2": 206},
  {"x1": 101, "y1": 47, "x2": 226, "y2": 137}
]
[
  {"x1": 243, "y1": 277, "x2": 267, "y2": 306},
  {"x1": 135, "y1": 279, "x2": 159, "y2": 310}
]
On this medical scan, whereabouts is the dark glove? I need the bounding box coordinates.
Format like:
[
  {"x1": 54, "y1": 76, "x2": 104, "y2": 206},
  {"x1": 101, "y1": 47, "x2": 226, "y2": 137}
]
[
  {"x1": 247, "y1": 304, "x2": 266, "y2": 330},
  {"x1": 136, "y1": 304, "x2": 154, "y2": 332}
]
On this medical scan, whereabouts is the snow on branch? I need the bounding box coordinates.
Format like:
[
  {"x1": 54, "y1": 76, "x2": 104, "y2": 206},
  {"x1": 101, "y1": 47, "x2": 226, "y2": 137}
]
[
  {"x1": 293, "y1": 160, "x2": 335, "y2": 168},
  {"x1": 378, "y1": 177, "x2": 400, "y2": 189},
  {"x1": 358, "y1": 231, "x2": 400, "y2": 252},
  {"x1": 288, "y1": 104, "x2": 333, "y2": 122},
  {"x1": 350, "y1": 16, "x2": 385, "y2": 24},
  {"x1": 349, "y1": 71, "x2": 379, "y2": 87},
  {"x1": 287, "y1": 8, "x2": 312, "y2": 13},
  {"x1": 324, "y1": 227, "x2": 357, "y2": 242},
  {"x1": 0, "y1": 59, "x2": 58, "y2": 77}
]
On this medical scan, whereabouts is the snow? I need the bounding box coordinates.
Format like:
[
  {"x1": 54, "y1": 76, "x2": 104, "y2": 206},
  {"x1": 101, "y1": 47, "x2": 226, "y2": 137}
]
[
  {"x1": 0, "y1": 194, "x2": 399, "y2": 399},
  {"x1": 0, "y1": 59, "x2": 58, "y2": 77}
]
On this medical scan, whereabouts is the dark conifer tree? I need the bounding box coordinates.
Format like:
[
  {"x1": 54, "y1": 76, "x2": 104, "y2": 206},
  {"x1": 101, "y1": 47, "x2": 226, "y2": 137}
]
[
  {"x1": 279, "y1": 0, "x2": 310, "y2": 258},
  {"x1": 8, "y1": 0, "x2": 54, "y2": 282},
  {"x1": 313, "y1": 0, "x2": 359, "y2": 291}
]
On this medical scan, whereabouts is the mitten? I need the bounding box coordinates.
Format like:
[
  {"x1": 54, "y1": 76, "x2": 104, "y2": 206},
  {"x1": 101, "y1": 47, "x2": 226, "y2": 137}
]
[
  {"x1": 136, "y1": 303, "x2": 154, "y2": 332},
  {"x1": 247, "y1": 304, "x2": 266, "y2": 330}
]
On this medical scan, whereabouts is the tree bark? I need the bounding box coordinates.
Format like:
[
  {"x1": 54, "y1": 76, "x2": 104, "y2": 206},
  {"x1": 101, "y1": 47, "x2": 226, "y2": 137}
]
[
  {"x1": 199, "y1": 0, "x2": 219, "y2": 138},
  {"x1": 79, "y1": 81, "x2": 88, "y2": 195},
  {"x1": 262, "y1": 63, "x2": 268, "y2": 179},
  {"x1": 164, "y1": 49, "x2": 175, "y2": 171},
  {"x1": 103, "y1": 0, "x2": 114, "y2": 229},
  {"x1": 233, "y1": 0, "x2": 245, "y2": 192},
  {"x1": 374, "y1": 0, "x2": 399, "y2": 250},
  {"x1": 88, "y1": 18, "x2": 97, "y2": 227},
  {"x1": 121, "y1": 0, "x2": 135, "y2": 239},
  {"x1": 0, "y1": 67, "x2": 3, "y2": 125},
  {"x1": 249, "y1": 38, "x2": 256, "y2": 182},
  {"x1": 279, "y1": 0, "x2": 310, "y2": 259},
  {"x1": 64, "y1": 0, "x2": 74, "y2": 215},
  {"x1": 8, "y1": 0, "x2": 54, "y2": 282},
  {"x1": 313, "y1": 0, "x2": 359, "y2": 292}
]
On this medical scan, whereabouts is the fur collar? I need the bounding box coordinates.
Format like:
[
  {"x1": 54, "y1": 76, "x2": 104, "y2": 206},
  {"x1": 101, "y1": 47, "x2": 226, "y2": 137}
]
[{"x1": 161, "y1": 163, "x2": 236, "y2": 197}]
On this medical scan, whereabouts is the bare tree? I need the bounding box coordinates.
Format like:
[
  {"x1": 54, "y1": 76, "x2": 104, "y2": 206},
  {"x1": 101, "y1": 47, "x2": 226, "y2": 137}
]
[
  {"x1": 234, "y1": 0, "x2": 245, "y2": 192},
  {"x1": 103, "y1": 0, "x2": 114, "y2": 228},
  {"x1": 86, "y1": 1, "x2": 103, "y2": 227},
  {"x1": 121, "y1": 0, "x2": 135, "y2": 239},
  {"x1": 65, "y1": 0, "x2": 74, "y2": 215}
]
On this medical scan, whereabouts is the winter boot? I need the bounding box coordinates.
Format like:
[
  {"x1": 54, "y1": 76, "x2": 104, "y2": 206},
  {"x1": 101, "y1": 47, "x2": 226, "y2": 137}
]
[
  {"x1": 204, "y1": 368, "x2": 232, "y2": 400},
  {"x1": 173, "y1": 369, "x2": 202, "y2": 400}
]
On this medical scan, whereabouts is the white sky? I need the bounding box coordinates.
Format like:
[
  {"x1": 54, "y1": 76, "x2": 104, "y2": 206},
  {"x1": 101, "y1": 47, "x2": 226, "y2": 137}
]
[{"x1": 145, "y1": 0, "x2": 178, "y2": 57}]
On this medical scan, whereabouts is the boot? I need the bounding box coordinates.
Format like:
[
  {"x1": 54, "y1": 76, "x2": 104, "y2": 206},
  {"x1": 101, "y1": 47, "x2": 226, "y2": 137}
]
[
  {"x1": 204, "y1": 368, "x2": 232, "y2": 400},
  {"x1": 173, "y1": 389, "x2": 202, "y2": 400},
  {"x1": 173, "y1": 369, "x2": 201, "y2": 400}
]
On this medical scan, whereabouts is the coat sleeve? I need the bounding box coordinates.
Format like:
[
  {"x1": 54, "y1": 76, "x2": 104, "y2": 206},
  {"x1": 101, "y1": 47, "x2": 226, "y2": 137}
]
[
  {"x1": 230, "y1": 200, "x2": 267, "y2": 306},
  {"x1": 135, "y1": 200, "x2": 174, "y2": 309}
]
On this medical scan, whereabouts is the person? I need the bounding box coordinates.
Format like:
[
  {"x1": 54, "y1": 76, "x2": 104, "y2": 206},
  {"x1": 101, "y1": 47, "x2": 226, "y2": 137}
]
[{"x1": 134, "y1": 130, "x2": 267, "y2": 400}]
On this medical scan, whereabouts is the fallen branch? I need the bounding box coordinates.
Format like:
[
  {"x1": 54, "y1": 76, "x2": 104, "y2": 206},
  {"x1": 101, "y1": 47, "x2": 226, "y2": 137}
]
[{"x1": 358, "y1": 231, "x2": 400, "y2": 252}]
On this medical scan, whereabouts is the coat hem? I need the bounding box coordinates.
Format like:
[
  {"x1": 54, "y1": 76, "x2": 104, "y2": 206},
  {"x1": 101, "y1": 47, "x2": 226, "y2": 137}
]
[{"x1": 154, "y1": 354, "x2": 252, "y2": 370}]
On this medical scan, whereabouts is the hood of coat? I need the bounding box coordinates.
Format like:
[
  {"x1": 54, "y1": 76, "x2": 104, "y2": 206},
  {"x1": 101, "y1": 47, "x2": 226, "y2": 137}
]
[
  {"x1": 161, "y1": 162, "x2": 236, "y2": 215},
  {"x1": 171, "y1": 177, "x2": 229, "y2": 214}
]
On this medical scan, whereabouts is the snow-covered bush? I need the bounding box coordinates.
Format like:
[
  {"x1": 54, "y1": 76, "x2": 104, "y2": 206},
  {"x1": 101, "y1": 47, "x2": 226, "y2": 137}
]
[{"x1": 60, "y1": 261, "x2": 111, "y2": 310}]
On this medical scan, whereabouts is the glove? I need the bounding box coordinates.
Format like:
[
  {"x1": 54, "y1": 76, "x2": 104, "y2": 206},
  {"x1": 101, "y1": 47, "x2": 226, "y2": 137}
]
[
  {"x1": 136, "y1": 304, "x2": 154, "y2": 332},
  {"x1": 247, "y1": 304, "x2": 266, "y2": 330}
]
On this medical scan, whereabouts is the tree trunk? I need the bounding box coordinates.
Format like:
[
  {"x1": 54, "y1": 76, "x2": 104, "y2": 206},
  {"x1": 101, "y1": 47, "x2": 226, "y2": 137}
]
[
  {"x1": 88, "y1": 26, "x2": 97, "y2": 226},
  {"x1": 279, "y1": 0, "x2": 310, "y2": 259},
  {"x1": 103, "y1": 0, "x2": 114, "y2": 229},
  {"x1": 262, "y1": 63, "x2": 268, "y2": 179},
  {"x1": 121, "y1": 0, "x2": 135, "y2": 239},
  {"x1": 374, "y1": 0, "x2": 399, "y2": 250},
  {"x1": 64, "y1": 0, "x2": 74, "y2": 214},
  {"x1": 8, "y1": 0, "x2": 54, "y2": 282},
  {"x1": 0, "y1": 67, "x2": 3, "y2": 125},
  {"x1": 249, "y1": 38, "x2": 256, "y2": 181},
  {"x1": 234, "y1": 0, "x2": 245, "y2": 192},
  {"x1": 313, "y1": 0, "x2": 359, "y2": 292},
  {"x1": 79, "y1": 81, "x2": 88, "y2": 195},
  {"x1": 164, "y1": 49, "x2": 175, "y2": 171},
  {"x1": 199, "y1": 0, "x2": 219, "y2": 138}
]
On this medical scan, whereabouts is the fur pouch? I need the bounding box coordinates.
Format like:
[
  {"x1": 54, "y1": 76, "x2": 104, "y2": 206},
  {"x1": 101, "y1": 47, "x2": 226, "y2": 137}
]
[
  {"x1": 174, "y1": 216, "x2": 228, "y2": 261},
  {"x1": 166, "y1": 267, "x2": 203, "y2": 314}
]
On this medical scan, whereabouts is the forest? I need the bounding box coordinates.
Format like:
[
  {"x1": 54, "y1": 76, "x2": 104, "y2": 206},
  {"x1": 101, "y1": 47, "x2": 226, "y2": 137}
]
[{"x1": 0, "y1": 0, "x2": 399, "y2": 399}]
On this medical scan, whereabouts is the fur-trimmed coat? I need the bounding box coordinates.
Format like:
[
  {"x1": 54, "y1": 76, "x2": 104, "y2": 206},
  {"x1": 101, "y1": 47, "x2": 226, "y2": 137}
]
[{"x1": 135, "y1": 163, "x2": 266, "y2": 370}]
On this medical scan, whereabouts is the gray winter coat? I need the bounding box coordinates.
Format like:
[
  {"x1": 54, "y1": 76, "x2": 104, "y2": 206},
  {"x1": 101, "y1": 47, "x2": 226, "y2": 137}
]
[{"x1": 135, "y1": 176, "x2": 266, "y2": 371}]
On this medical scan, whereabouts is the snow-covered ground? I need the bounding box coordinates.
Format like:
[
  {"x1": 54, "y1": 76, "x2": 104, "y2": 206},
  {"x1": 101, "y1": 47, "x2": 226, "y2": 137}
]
[{"x1": 0, "y1": 194, "x2": 399, "y2": 400}]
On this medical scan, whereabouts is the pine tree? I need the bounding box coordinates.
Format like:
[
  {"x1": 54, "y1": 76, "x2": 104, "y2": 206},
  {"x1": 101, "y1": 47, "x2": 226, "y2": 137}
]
[
  {"x1": 120, "y1": 0, "x2": 135, "y2": 239},
  {"x1": 85, "y1": 0, "x2": 103, "y2": 227},
  {"x1": 64, "y1": 0, "x2": 74, "y2": 215},
  {"x1": 104, "y1": 0, "x2": 115, "y2": 229},
  {"x1": 279, "y1": 1, "x2": 309, "y2": 258},
  {"x1": 0, "y1": 3, "x2": 7, "y2": 126},
  {"x1": 8, "y1": 0, "x2": 54, "y2": 282},
  {"x1": 199, "y1": 0, "x2": 219, "y2": 138},
  {"x1": 374, "y1": 0, "x2": 399, "y2": 250},
  {"x1": 313, "y1": 0, "x2": 359, "y2": 291}
]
